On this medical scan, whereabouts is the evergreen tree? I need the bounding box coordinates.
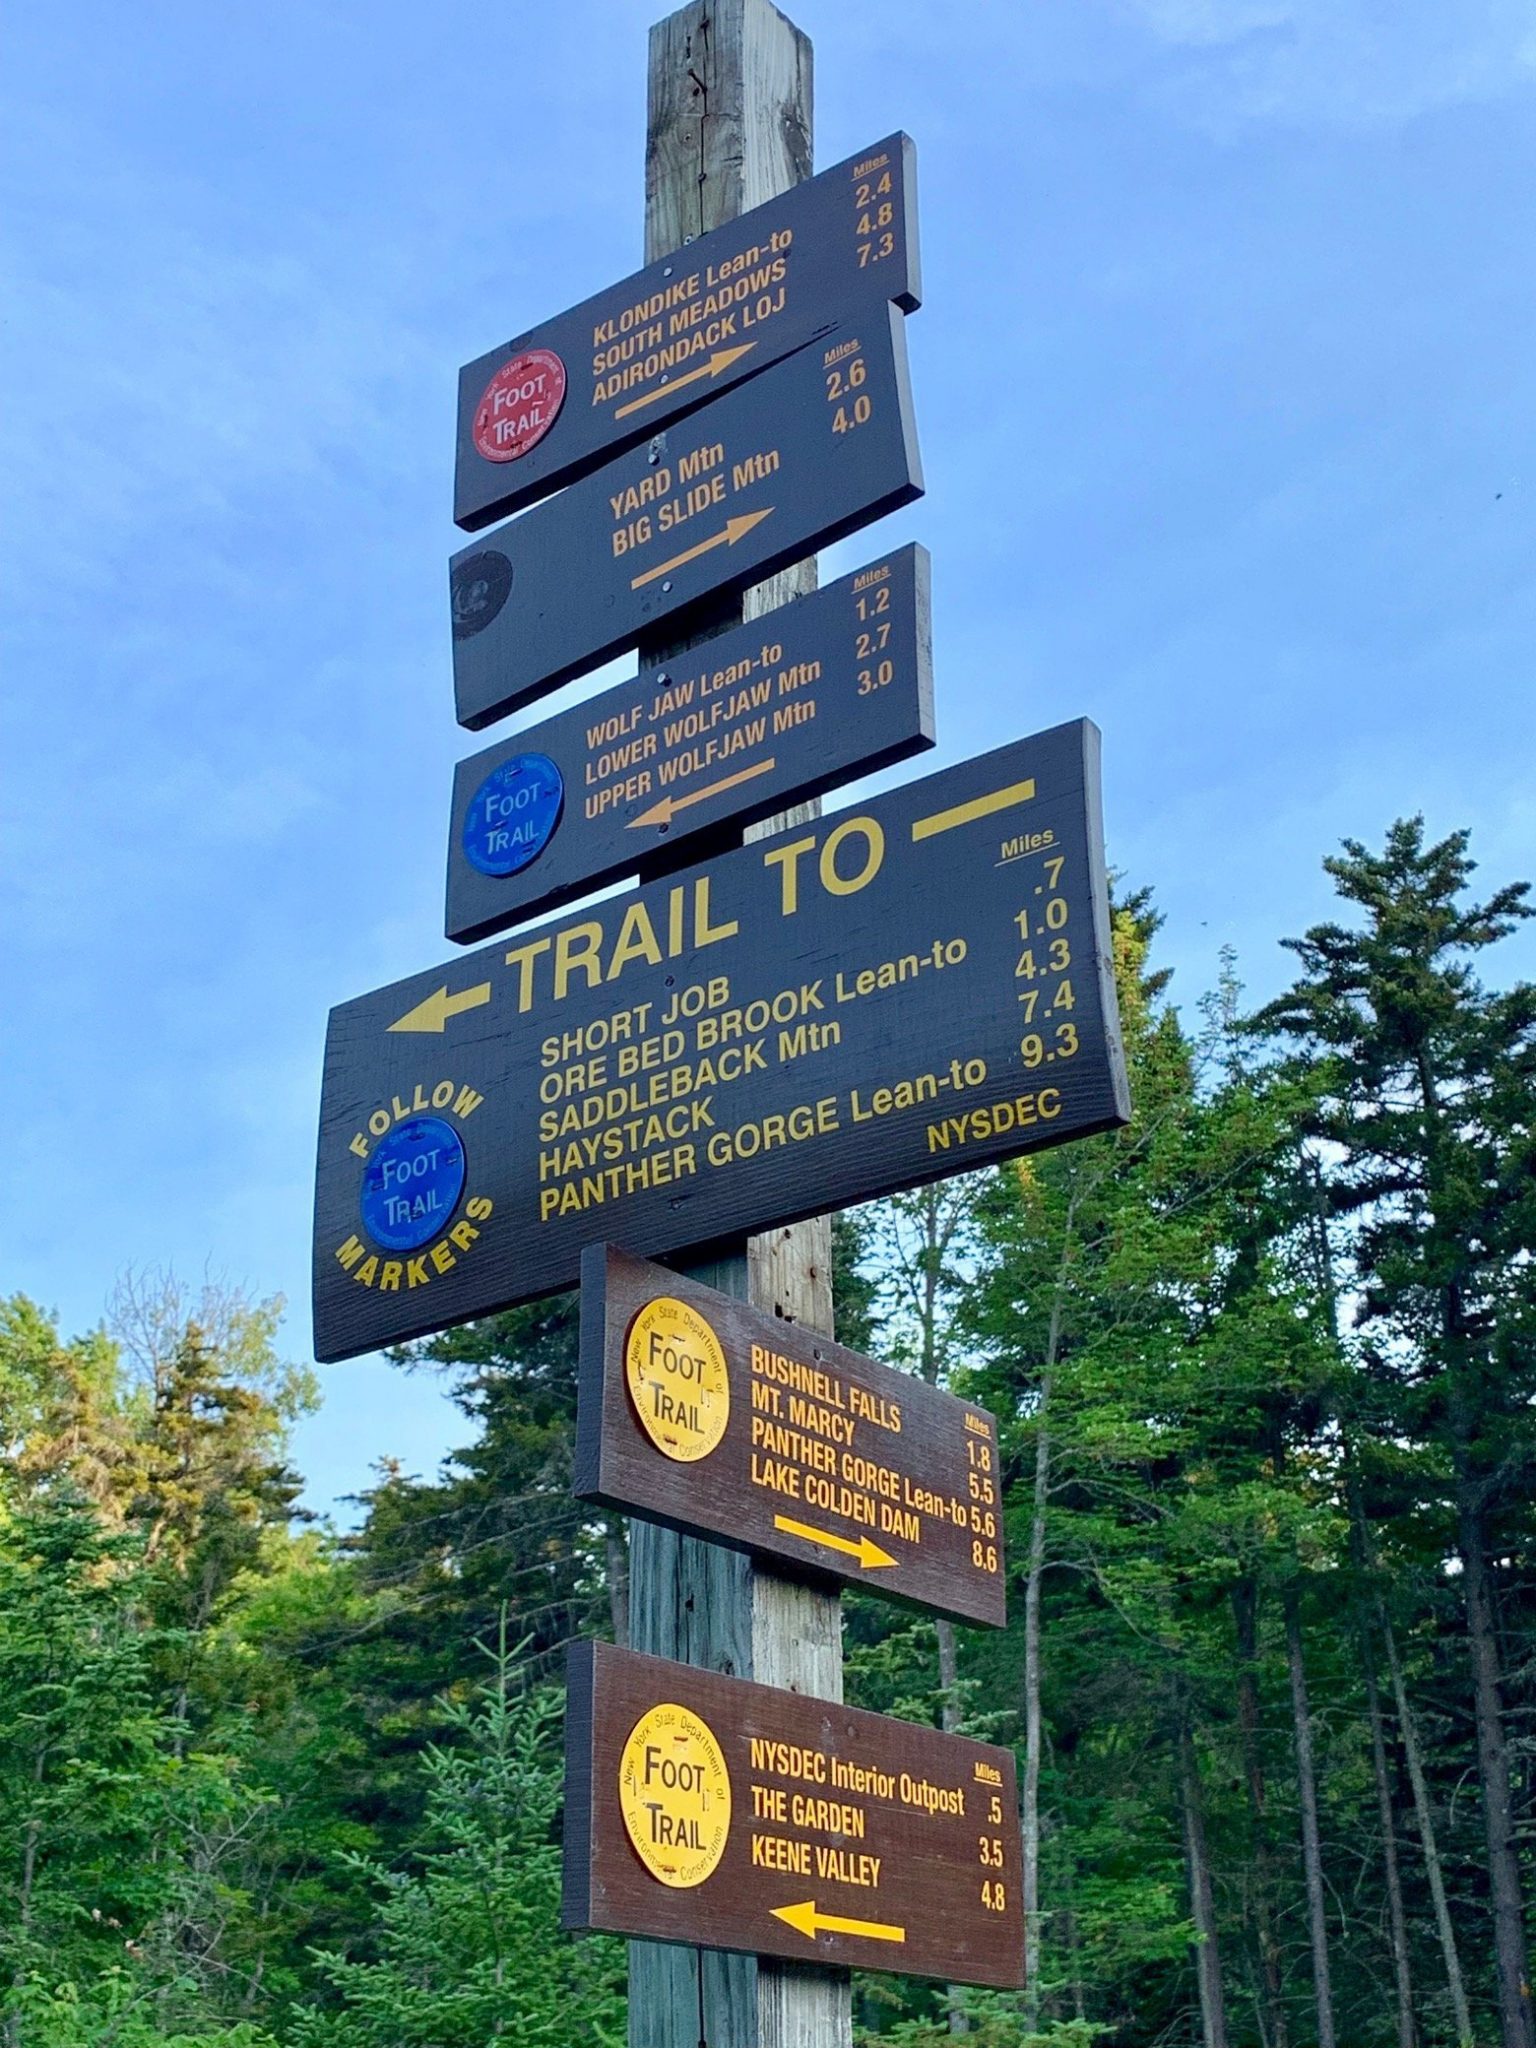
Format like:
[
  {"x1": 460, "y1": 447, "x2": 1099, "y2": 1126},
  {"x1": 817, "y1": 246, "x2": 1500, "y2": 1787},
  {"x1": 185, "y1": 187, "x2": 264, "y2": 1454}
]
[
  {"x1": 1256, "y1": 818, "x2": 1536, "y2": 2048},
  {"x1": 106, "y1": 1276, "x2": 314, "y2": 1622},
  {"x1": 0, "y1": 1491, "x2": 269, "y2": 2046},
  {"x1": 289, "y1": 1621, "x2": 623, "y2": 2048},
  {"x1": 362, "y1": 1293, "x2": 601, "y2": 1696},
  {"x1": 0, "y1": 1298, "x2": 131, "y2": 1515}
]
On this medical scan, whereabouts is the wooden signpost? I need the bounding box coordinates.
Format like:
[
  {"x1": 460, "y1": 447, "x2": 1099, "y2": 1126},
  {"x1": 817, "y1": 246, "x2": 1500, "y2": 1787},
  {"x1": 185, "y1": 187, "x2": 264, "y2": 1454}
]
[
  {"x1": 625, "y1": 15, "x2": 843, "y2": 2045},
  {"x1": 450, "y1": 304, "x2": 923, "y2": 727},
  {"x1": 312, "y1": 722, "x2": 1129, "y2": 1363},
  {"x1": 445, "y1": 544, "x2": 933, "y2": 943},
  {"x1": 454, "y1": 132, "x2": 920, "y2": 530},
  {"x1": 577, "y1": 1245, "x2": 1007, "y2": 1626},
  {"x1": 565, "y1": 1640, "x2": 1025, "y2": 1988},
  {"x1": 310, "y1": 3, "x2": 1130, "y2": 2036}
]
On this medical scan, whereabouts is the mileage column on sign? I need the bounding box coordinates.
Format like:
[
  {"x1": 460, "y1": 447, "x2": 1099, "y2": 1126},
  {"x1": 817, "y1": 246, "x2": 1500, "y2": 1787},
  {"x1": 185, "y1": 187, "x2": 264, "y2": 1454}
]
[
  {"x1": 852, "y1": 145, "x2": 902, "y2": 279},
  {"x1": 964, "y1": 1412, "x2": 999, "y2": 1581},
  {"x1": 1013, "y1": 844, "x2": 1083, "y2": 1079},
  {"x1": 576, "y1": 1246, "x2": 1011, "y2": 1628},
  {"x1": 564, "y1": 1640, "x2": 1027, "y2": 1987}
]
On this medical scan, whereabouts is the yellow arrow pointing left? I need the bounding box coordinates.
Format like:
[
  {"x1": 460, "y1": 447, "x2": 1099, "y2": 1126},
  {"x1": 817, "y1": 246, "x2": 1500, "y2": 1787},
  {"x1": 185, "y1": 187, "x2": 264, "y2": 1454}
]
[
  {"x1": 774, "y1": 1515, "x2": 897, "y2": 1571},
  {"x1": 388, "y1": 983, "x2": 492, "y2": 1034},
  {"x1": 771, "y1": 1900, "x2": 906, "y2": 1945},
  {"x1": 628, "y1": 756, "x2": 777, "y2": 830}
]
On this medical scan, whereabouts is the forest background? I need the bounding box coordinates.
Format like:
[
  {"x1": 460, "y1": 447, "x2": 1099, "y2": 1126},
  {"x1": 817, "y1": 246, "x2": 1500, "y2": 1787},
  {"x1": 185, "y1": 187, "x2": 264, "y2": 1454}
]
[
  {"x1": 8, "y1": 0, "x2": 1534, "y2": 1495},
  {"x1": 5, "y1": 5, "x2": 1535, "y2": 2043},
  {"x1": 3, "y1": 811, "x2": 1534, "y2": 2048}
]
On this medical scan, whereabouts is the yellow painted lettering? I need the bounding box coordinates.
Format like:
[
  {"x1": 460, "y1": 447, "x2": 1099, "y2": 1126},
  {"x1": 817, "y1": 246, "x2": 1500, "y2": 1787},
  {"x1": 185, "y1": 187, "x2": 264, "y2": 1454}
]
[
  {"x1": 694, "y1": 875, "x2": 738, "y2": 947},
  {"x1": 820, "y1": 817, "x2": 884, "y2": 895},
  {"x1": 504, "y1": 935, "x2": 552, "y2": 1012},
  {"x1": 762, "y1": 833, "x2": 817, "y2": 915},
  {"x1": 554, "y1": 922, "x2": 605, "y2": 1000},
  {"x1": 608, "y1": 902, "x2": 664, "y2": 977}
]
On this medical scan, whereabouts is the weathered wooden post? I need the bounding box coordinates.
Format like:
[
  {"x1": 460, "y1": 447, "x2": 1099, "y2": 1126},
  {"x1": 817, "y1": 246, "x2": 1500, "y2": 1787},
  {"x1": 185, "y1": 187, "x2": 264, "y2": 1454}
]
[
  {"x1": 315, "y1": 8, "x2": 1123, "y2": 2031},
  {"x1": 628, "y1": 6, "x2": 847, "y2": 2044}
]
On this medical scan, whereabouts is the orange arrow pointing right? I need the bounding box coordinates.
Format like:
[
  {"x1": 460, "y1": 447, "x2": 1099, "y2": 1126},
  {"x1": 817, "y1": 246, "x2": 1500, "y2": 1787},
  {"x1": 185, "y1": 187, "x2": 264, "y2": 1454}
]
[
  {"x1": 612, "y1": 342, "x2": 757, "y2": 420},
  {"x1": 629, "y1": 508, "x2": 774, "y2": 591}
]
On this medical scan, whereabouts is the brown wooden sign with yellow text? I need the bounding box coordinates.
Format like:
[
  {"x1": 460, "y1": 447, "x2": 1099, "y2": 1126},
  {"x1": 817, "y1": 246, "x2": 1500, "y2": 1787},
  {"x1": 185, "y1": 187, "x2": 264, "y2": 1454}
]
[
  {"x1": 565, "y1": 1640, "x2": 1024, "y2": 1987},
  {"x1": 577, "y1": 1244, "x2": 1006, "y2": 1626}
]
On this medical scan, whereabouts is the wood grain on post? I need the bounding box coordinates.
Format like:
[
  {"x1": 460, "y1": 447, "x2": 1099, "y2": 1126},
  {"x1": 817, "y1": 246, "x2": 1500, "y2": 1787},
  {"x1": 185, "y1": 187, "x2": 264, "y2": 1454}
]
[{"x1": 629, "y1": 4, "x2": 847, "y2": 2044}]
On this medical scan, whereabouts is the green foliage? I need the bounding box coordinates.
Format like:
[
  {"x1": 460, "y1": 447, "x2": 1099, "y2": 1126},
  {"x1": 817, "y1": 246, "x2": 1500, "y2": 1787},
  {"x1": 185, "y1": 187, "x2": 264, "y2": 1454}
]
[
  {"x1": 1256, "y1": 815, "x2": 1536, "y2": 1495},
  {"x1": 1252, "y1": 817, "x2": 1536, "y2": 2042},
  {"x1": 6, "y1": 1971, "x2": 277, "y2": 2048},
  {"x1": 0, "y1": 1486, "x2": 279, "y2": 2045},
  {"x1": 3, "y1": 818, "x2": 1535, "y2": 2047},
  {"x1": 0, "y1": 1297, "x2": 129, "y2": 1515},
  {"x1": 0, "y1": 1491, "x2": 172, "y2": 1983},
  {"x1": 288, "y1": 1620, "x2": 623, "y2": 2048},
  {"x1": 367, "y1": 1291, "x2": 603, "y2": 1697},
  {"x1": 859, "y1": 2009, "x2": 1102, "y2": 2048}
]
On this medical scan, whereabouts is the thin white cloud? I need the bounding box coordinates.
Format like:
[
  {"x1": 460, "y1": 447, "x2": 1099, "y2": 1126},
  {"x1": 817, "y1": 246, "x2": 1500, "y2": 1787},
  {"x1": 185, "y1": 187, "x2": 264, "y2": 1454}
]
[
  {"x1": 1121, "y1": 0, "x2": 1536, "y2": 126},
  {"x1": 1131, "y1": 0, "x2": 1293, "y2": 47}
]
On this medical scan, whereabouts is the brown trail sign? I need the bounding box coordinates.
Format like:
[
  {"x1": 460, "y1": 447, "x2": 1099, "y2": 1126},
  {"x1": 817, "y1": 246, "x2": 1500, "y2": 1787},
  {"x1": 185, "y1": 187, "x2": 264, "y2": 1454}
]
[
  {"x1": 446, "y1": 543, "x2": 933, "y2": 944},
  {"x1": 564, "y1": 1639, "x2": 1025, "y2": 1988},
  {"x1": 311, "y1": 720, "x2": 1128, "y2": 1362},
  {"x1": 454, "y1": 132, "x2": 919, "y2": 530},
  {"x1": 450, "y1": 303, "x2": 923, "y2": 728},
  {"x1": 577, "y1": 1245, "x2": 1007, "y2": 1626}
]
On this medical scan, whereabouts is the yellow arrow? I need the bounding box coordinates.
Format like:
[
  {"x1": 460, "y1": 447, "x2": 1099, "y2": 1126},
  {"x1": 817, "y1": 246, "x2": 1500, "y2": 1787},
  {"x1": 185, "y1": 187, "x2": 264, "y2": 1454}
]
[
  {"x1": 628, "y1": 756, "x2": 777, "y2": 829},
  {"x1": 630, "y1": 508, "x2": 774, "y2": 591},
  {"x1": 774, "y1": 1515, "x2": 897, "y2": 1571},
  {"x1": 910, "y1": 777, "x2": 1037, "y2": 843},
  {"x1": 388, "y1": 983, "x2": 493, "y2": 1034},
  {"x1": 772, "y1": 1900, "x2": 906, "y2": 1946},
  {"x1": 612, "y1": 343, "x2": 757, "y2": 420}
]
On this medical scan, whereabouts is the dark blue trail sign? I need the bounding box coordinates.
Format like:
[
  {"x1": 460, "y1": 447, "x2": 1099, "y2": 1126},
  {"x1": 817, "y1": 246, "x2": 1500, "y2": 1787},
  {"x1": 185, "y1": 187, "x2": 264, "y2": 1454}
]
[
  {"x1": 450, "y1": 304, "x2": 923, "y2": 729},
  {"x1": 445, "y1": 544, "x2": 933, "y2": 943},
  {"x1": 454, "y1": 134, "x2": 919, "y2": 530},
  {"x1": 313, "y1": 722, "x2": 1129, "y2": 1362}
]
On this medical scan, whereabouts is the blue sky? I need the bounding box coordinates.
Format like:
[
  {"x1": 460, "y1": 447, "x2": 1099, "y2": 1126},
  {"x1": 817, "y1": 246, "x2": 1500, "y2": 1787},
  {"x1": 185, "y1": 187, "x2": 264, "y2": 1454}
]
[{"x1": 4, "y1": 0, "x2": 1533, "y2": 1517}]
